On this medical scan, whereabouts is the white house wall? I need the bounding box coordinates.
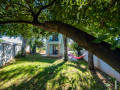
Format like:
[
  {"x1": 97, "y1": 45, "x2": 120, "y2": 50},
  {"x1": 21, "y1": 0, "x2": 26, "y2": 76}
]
[{"x1": 49, "y1": 45, "x2": 53, "y2": 55}]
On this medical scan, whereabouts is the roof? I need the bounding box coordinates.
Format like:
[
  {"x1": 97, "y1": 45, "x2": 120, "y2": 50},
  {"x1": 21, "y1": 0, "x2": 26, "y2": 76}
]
[{"x1": 0, "y1": 41, "x2": 21, "y2": 45}]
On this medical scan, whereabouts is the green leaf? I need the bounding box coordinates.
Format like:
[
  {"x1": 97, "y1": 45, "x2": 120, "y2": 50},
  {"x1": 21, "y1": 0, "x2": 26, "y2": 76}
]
[
  {"x1": 117, "y1": 26, "x2": 120, "y2": 35},
  {"x1": 92, "y1": 35, "x2": 108, "y2": 43},
  {"x1": 111, "y1": 40, "x2": 119, "y2": 50},
  {"x1": 68, "y1": 87, "x2": 72, "y2": 90},
  {"x1": 72, "y1": 79, "x2": 75, "y2": 84}
]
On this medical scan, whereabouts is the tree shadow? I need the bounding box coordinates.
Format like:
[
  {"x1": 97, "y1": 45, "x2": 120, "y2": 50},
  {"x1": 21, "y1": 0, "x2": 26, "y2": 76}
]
[
  {"x1": 17, "y1": 54, "x2": 61, "y2": 64},
  {"x1": 69, "y1": 60, "x2": 107, "y2": 89},
  {"x1": 3, "y1": 61, "x2": 65, "y2": 90},
  {"x1": 89, "y1": 70, "x2": 107, "y2": 89},
  {"x1": 0, "y1": 56, "x2": 108, "y2": 90},
  {"x1": 46, "y1": 60, "x2": 107, "y2": 90},
  {"x1": 67, "y1": 60, "x2": 88, "y2": 72}
]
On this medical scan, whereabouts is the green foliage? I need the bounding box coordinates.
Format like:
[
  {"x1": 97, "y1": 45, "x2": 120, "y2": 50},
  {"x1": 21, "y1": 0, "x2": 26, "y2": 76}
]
[
  {"x1": 36, "y1": 40, "x2": 44, "y2": 48},
  {"x1": 93, "y1": 35, "x2": 108, "y2": 43},
  {"x1": 70, "y1": 41, "x2": 83, "y2": 51},
  {"x1": 15, "y1": 51, "x2": 23, "y2": 58},
  {"x1": 0, "y1": 24, "x2": 33, "y2": 38},
  {"x1": 69, "y1": 41, "x2": 83, "y2": 56},
  {"x1": 0, "y1": 0, "x2": 120, "y2": 49},
  {"x1": 28, "y1": 37, "x2": 44, "y2": 51},
  {"x1": 27, "y1": 28, "x2": 45, "y2": 53},
  {"x1": 111, "y1": 39, "x2": 120, "y2": 50},
  {"x1": 0, "y1": 38, "x2": 4, "y2": 42}
]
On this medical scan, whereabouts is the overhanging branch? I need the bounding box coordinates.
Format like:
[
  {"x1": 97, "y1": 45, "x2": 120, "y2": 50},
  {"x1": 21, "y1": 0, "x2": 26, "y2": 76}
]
[
  {"x1": 25, "y1": 2, "x2": 35, "y2": 17},
  {"x1": 14, "y1": 3, "x2": 35, "y2": 17},
  {"x1": 36, "y1": 0, "x2": 56, "y2": 17},
  {"x1": 0, "y1": 20, "x2": 50, "y2": 31},
  {"x1": 14, "y1": 3, "x2": 30, "y2": 10},
  {"x1": 0, "y1": 20, "x2": 33, "y2": 25},
  {"x1": 106, "y1": 0, "x2": 117, "y2": 12}
]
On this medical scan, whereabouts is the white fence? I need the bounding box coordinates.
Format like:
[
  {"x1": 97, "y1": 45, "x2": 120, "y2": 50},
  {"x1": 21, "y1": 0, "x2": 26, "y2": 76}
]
[
  {"x1": 0, "y1": 42, "x2": 21, "y2": 66},
  {"x1": 81, "y1": 50, "x2": 120, "y2": 82}
]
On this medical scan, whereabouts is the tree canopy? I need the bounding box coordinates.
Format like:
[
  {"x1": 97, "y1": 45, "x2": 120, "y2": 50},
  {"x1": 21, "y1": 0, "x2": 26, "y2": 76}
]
[
  {"x1": 0, "y1": 0, "x2": 120, "y2": 48},
  {"x1": 0, "y1": 0, "x2": 120, "y2": 73}
]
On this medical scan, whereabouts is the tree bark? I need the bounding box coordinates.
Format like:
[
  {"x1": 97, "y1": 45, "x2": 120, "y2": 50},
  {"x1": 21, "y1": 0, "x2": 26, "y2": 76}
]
[
  {"x1": 21, "y1": 37, "x2": 27, "y2": 57},
  {"x1": 1, "y1": 21, "x2": 120, "y2": 73},
  {"x1": 63, "y1": 36, "x2": 68, "y2": 61},
  {"x1": 36, "y1": 21, "x2": 120, "y2": 73},
  {"x1": 88, "y1": 52, "x2": 95, "y2": 71}
]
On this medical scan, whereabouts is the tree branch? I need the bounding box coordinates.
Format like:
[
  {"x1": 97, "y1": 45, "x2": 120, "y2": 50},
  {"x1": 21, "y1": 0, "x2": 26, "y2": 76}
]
[
  {"x1": 0, "y1": 20, "x2": 33, "y2": 25},
  {"x1": 25, "y1": 2, "x2": 35, "y2": 17},
  {"x1": 82, "y1": 1, "x2": 94, "y2": 16},
  {"x1": 106, "y1": 0, "x2": 117, "y2": 12},
  {"x1": 14, "y1": 3, "x2": 35, "y2": 17},
  {"x1": 26, "y1": 2, "x2": 33, "y2": 11},
  {"x1": 36, "y1": 0, "x2": 56, "y2": 17},
  {"x1": 0, "y1": 20, "x2": 50, "y2": 31},
  {"x1": 43, "y1": 21, "x2": 120, "y2": 73},
  {"x1": 14, "y1": 3, "x2": 30, "y2": 10},
  {"x1": 100, "y1": 0, "x2": 117, "y2": 27}
]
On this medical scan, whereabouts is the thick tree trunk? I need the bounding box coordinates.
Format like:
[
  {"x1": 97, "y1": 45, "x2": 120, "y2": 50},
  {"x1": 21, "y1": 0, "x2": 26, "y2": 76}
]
[
  {"x1": 88, "y1": 52, "x2": 95, "y2": 71},
  {"x1": 34, "y1": 21, "x2": 120, "y2": 73},
  {"x1": 63, "y1": 36, "x2": 68, "y2": 61},
  {"x1": 21, "y1": 37, "x2": 27, "y2": 57},
  {"x1": 1, "y1": 21, "x2": 120, "y2": 73}
]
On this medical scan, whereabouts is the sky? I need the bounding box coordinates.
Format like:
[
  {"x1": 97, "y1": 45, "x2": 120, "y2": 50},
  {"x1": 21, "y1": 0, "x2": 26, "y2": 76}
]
[{"x1": 1, "y1": 36, "x2": 22, "y2": 43}]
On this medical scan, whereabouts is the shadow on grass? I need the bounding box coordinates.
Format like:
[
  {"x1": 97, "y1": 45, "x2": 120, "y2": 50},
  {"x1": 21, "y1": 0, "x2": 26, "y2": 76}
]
[
  {"x1": 66, "y1": 60, "x2": 88, "y2": 73},
  {"x1": 90, "y1": 71, "x2": 107, "y2": 90},
  {"x1": 15, "y1": 54, "x2": 60, "y2": 64},
  {"x1": 4, "y1": 61, "x2": 65, "y2": 90},
  {"x1": 0, "y1": 54, "x2": 107, "y2": 90},
  {"x1": 70, "y1": 60, "x2": 107, "y2": 89}
]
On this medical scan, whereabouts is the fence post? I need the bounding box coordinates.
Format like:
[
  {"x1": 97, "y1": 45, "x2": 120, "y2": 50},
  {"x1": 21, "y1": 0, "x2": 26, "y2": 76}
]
[{"x1": 2, "y1": 44, "x2": 6, "y2": 65}]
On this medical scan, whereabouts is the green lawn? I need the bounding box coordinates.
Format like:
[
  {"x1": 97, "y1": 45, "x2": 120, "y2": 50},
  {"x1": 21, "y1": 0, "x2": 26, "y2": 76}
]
[{"x1": 0, "y1": 54, "x2": 112, "y2": 90}]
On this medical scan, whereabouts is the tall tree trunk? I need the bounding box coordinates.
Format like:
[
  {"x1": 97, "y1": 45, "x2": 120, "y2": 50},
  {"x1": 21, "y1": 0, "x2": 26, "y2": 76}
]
[
  {"x1": 63, "y1": 36, "x2": 68, "y2": 61},
  {"x1": 88, "y1": 52, "x2": 95, "y2": 71},
  {"x1": 21, "y1": 37, "x2": 27, "y2": 57}
]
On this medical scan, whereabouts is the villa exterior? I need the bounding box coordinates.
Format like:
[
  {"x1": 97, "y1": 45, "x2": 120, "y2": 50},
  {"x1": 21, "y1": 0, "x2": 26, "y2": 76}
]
[{"x1": 46, "y1": 33, "x2": 64, "y2": 57}]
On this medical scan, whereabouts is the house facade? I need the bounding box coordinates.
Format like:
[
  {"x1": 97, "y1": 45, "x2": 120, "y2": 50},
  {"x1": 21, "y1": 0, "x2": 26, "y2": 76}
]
[{"x1": 46, "y1": 33, "x2": 64, "y2": 57}]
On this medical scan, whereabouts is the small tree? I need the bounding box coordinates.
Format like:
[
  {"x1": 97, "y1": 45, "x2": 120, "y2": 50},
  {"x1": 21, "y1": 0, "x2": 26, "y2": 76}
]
[
  {"x1": 70, "y1": 42, "x2": 83, "y2": 56},
  {"x1": 28, "y1": 37, "x2": 44, "y2": 54}
]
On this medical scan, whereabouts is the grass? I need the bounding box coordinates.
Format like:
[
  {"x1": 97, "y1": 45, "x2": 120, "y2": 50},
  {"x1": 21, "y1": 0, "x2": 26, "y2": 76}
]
[{"x1": 0, "y1": 54, "x2": 115, "y2": 90}]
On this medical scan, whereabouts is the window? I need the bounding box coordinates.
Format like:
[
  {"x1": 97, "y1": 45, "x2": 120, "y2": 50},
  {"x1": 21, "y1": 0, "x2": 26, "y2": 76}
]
[
  {"x1": 52, "y1": 45, "x2": 58, "y2": 54},
  {"x1": 52, "y1": 35, "x2": 58, "y2": 41}
]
